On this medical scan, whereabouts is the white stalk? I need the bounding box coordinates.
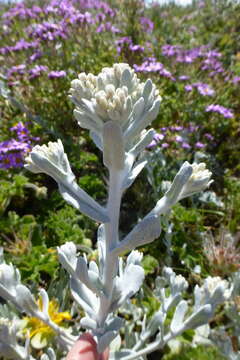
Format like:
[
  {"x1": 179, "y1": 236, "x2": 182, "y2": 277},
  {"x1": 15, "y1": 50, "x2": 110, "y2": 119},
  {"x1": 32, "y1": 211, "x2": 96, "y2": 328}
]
[{"x1": 97, "y1": 168, "x2": 124, "y2": 327}]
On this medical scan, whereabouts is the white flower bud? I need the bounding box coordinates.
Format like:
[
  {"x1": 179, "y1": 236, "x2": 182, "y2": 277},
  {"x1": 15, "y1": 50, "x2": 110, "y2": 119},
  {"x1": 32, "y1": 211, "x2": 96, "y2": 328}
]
[
  {"x1": 194, "y1": 276, "x2": 231, "y2": 311},
  {"x1": 0, "y1": 263, "x2": 21, "y2": 304},
  {"x1": 181, "y1": 162, "x2": 213, "y2": 198},
  {"x1": 25, "y1": 139, "x2": 74, "y2": 184},
  {"x1": 164, "y1": 161, "x2": 212, "y2": 204},
  {"x1": 69, "y1": 63, "x2": 161, "y2": 150},
  {"x1": 105, "y1": 84, "x2": 115, "y2": 98}
]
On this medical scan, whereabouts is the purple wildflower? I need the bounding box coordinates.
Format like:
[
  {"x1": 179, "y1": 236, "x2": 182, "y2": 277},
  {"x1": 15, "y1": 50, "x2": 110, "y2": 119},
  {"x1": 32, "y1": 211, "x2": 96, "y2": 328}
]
[
  {"x1": 196, "y1": 83, "x2": 215, "y2": 96},
  {"x1": 206, "y1": 104, "x2": 234, "y2": 119},
  {"x1": 162, "y1": 44, "x2": 211, "y2": 64},
  {"x1": 178, "y1": 75, "x2": 190, "y2": 81},
  {"x1": 27, "y1": 21, "x2": 68, "y2": 41},
  {"x1": 232, "y1": 76, "x2": 240, "y2": 84},
  {"x1": 0, "y1": 46, "x2": 11, "y2": 55},
  {"x1": 95, "y1": 12, "x2": 106, "y2": 22},
  {"x1": 0, "y1": 139, "x2": 30, "y2": 153},
  {"x1": 3, "y1": 2, "x2": 43, "y2": 21},
  {"x1": 171, "y1": 126, "x2": 183, "y2": 131},
  {"x1": 175, "y1": 135, "x2": 183, "y2": 143},
  {"x1": 68, "y1": 11, "x2": 94, "y2": 25},
  {"x1": 29, "y1": 51, "x2": 43, "y2": 63},
  {"x1": 96, "y1": 22, "x2": 120, "y2": 33},
  {"x1": 161, "y1": 143, "x2": 169, "y2": 149},
  {"x1": 0, "y1": 152, "x2": 24, "y2": 169},
  {"x1": 11, "y1": 39, "x2": 39, "y2": 52},
  {"x1": 134, "y1": 58, "x2": 174, "y2": 80},
  {"x1": 10, "y1": 122, "x2": 30, "y2": 141},
  {"x1": 185, "y1": 84, "x2": 193, "y2": 92},
  {"x1": 147, "y1": 133, "x2": 164, "y2": 148},
  {"x1": 140, "y1": 17, "x2": 154, "y2": 33},
  {"x1": 29, "y1": 65, "x2": 48, "y2": 79},
  {"x1": 7, "y1": 64, "x2": 26, "y2": 78},
  {"x1": 201, "y1": 57, "x2": 224, "y2": 76},
  {"x1": 154, "y1": 133, "x2": 164, "y2": 142},
  {"x1": 182, "y1": 142, "x2": 191, "y2": 149},
  {"x1": 195, "y1": 142, "x2": 206, "y2": 149},
  {"x1": 48, "y1": 70, "x2": 66, "y2": 79},
  {"x1": 204, "y1": 133, "x2": 214, "y2": 141},
  {"x1": 185, "y1": 82, "x2": 215, "y2": 96},
  {"x1": 188, "y1": 124, "x2": 199, "y2": 132},
  {"x1": 162, "y1": 44, "x2": 181, "y2": 57},
  {"x1": 129, "y1": 44, "x2": 145, "y2": 52},
  {"x1": 147, "y1": 140, "x2": 157, "y2": 148},
  {"x1": 0, "y1": 122, "x2": 37, "y2": 169}
]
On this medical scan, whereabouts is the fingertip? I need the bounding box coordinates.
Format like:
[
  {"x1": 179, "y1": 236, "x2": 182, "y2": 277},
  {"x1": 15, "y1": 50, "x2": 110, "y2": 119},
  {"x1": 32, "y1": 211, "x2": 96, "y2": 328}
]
[
  {"x1": 66, "y1": 333, "x2": 109, "y2": 360},
  {"x1": 66, "y1": 333, "x2": 98, "y2": 360}
]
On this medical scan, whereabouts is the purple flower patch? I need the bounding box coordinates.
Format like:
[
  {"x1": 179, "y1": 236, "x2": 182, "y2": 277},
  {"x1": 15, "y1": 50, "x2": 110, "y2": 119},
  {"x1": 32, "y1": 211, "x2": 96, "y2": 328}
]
[
  {"x1": 29, "y1": 65, "x2": 48, "y2": 79},
  {"x1": 48, "y1": 70, "x2": 66, "y2": 79},
  {"x1": 134, "y1": 58, "x2": 174, "y2": 80},
  {"x1": 0, "y1": 122, "x2": 37, "y2": 169},
  {"x1": 206, "y1": 104, "x2": 234, "y2": 118},
  {"x1": 195, "y1": 142, "x2": 206, "y2": 149}
]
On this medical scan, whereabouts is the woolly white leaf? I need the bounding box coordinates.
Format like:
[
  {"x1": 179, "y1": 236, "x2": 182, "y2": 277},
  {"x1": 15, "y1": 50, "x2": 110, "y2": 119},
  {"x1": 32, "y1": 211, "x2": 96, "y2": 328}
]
[
  {"x1": 170, "y1": 300, "x2": 188, "y2": 334},
  {"x1": 70, "y1": 277, "x2": 98, "y2": 318},
  {"x1": 80, "y1": 317, "x2": 97, "y2": 330},
  {"x1": 15, "y1": 285, "x2": 40, "y2": 317},
  {"x1": 58, "y1": 183, "x2": 109, "y2": 223},
  {"x1": 183, "y1": 304, "x2": 213, "y2": 331},
  {"x1": 97, "y1": 330, "x2": 118, "y2": 354},
  {"x1": 57, "y1": 241, "x2": 77, "y2": 276},
  {"x1": 118, "y1": 215, "x2": 161, "y2": 252},
  {"x1": 122, "y1": 159, "x2": 147, "y2": 191}
]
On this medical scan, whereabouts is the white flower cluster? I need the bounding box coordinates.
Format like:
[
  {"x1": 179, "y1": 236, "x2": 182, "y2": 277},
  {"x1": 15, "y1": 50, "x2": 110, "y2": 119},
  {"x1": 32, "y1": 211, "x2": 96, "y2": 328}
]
[
  {"x1": 24, "y1": 140, "x2": 109, "y2": 223},
  {"x1": 151, "y1": 161, "x2": 213, "y2": 216},
  {"x1": 25, "y1": 140, "x2": 74, "y2": 182},
  {"x1": 69, "y1": 63, "x2": 161, "y2": 150},
  {"x1": 181, "y1": 162, "x2": 213, "y2": 199}
]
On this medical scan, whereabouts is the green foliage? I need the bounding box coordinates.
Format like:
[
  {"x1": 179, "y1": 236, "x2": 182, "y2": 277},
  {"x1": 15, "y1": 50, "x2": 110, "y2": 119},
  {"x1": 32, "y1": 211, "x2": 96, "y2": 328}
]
[
  {"x1": 11, "y1": 244, "x2": 58, "y2": 283},
  {"x1": 141, "y1": 255, "x2": 159, "y2": 275},
  {"x1": 0, "y1": 173, "x2": 28, "y2": 215},
  {"x1": 224, "y1": 176, "x2": 240, "y2": 233},
  {"x1": 162, "y1": 344, "x2": 226, "y2": 360},
  {"x1": 44, "y1": 204, "x2": 93, "y2": 248}
]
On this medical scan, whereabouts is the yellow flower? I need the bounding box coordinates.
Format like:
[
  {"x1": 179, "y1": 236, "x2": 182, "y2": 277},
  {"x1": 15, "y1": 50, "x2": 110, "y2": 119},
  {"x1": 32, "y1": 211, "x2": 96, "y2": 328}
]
[{"x1": 23, "y1": 298, "x2": 71, "y2": 349}]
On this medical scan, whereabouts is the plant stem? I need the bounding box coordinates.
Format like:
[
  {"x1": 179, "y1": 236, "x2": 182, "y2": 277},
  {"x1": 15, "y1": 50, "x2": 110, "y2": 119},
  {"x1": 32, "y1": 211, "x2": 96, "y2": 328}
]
[{"x1": 97, "y1": 167, "x2": 123, "y2": 327}]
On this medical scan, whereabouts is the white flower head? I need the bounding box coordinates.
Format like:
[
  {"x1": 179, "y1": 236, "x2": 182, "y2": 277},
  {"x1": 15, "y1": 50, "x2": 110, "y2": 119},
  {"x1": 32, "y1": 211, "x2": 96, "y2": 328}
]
[
  {"x1": 69, "y1": 63, "x2": 161, "y2": 151},
  {"x1": 180, "y1": 162, "x2": 213, "y2": 199},
  {"x1": 25, "y1": 139, "x2": 74, "y2": 183},
  {"x1": 203, "y1": 276, "x2": 231, "y2": 300},
  {"x1": 0, "y1": 263, "x2": 21, "y2": 302},
  {"x1": 194, "y1": 276, "x2": 231, "y2": 311},
  {"x1": 164, "y1": 162, "x2": 213, "y2": 206},
  {"x1": 57, "y1": 242, "x2": 78, "y2": 275}
]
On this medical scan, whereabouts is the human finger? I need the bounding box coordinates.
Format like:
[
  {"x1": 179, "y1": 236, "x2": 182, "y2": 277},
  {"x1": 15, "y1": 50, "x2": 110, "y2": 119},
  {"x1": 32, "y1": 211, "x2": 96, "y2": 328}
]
[{"x1": 66, "y1": 333, "x2": 109, "y2": 360}]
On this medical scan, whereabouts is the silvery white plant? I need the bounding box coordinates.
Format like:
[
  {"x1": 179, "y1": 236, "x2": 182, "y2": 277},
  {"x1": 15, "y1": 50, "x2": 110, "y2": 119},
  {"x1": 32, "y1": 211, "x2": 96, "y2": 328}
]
[
  {"x1": 0, "y1": 247, "x2": 76, "y2": 358},
  {"x1": 111, "y1": 267, "x2": 231, "y2": 359},
  {"x1": 0, "y1": 63, "x2": 225, "y2": 359},
  {"x1": 208, "y1": 270, "x2": 240, "y2": 360}
]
